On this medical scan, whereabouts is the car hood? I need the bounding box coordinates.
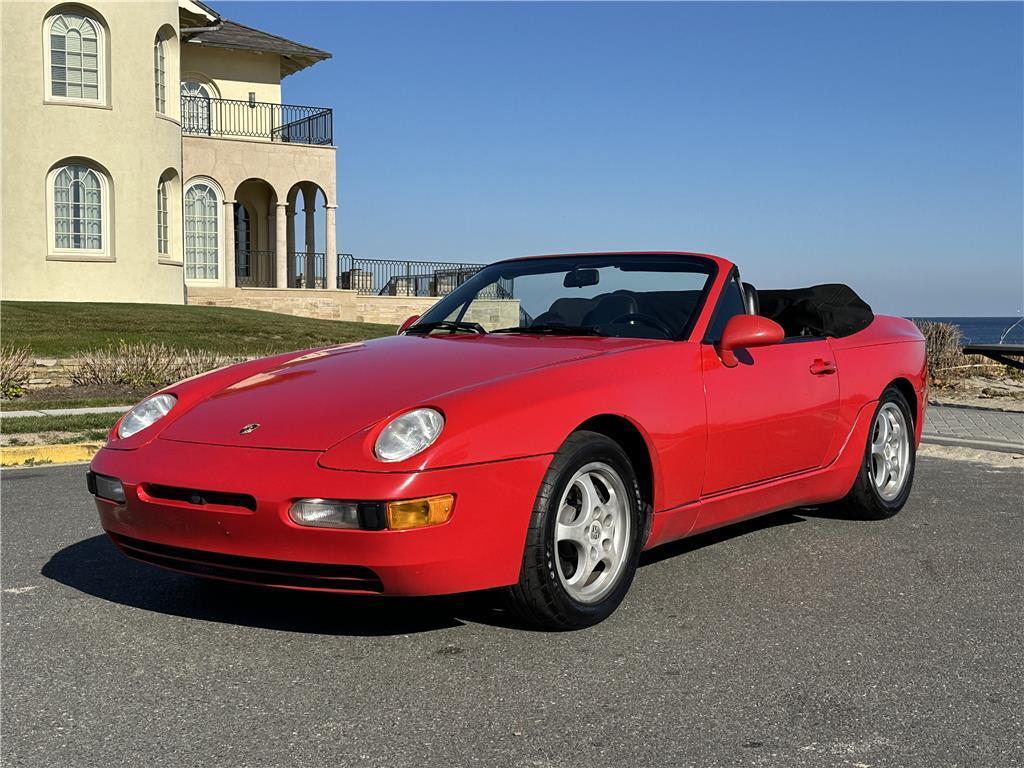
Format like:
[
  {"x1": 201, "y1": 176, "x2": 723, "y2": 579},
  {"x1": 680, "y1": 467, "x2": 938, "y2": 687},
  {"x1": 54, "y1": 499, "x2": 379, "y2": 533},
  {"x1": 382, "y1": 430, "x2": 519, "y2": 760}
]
[{"x1": 158, "y1": 334, "x2": 653, "y2": 450}]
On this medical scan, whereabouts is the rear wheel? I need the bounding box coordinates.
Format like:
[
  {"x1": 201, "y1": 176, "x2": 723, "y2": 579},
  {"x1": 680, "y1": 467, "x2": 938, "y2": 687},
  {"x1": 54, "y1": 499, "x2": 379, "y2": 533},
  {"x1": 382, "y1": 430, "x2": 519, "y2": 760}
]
[
  {"x1": 837, "y1": 386, "x2": 916, "y2": 519},
  {"x1": 506, "y1": 431, "x2": 643, "y2": 630}
]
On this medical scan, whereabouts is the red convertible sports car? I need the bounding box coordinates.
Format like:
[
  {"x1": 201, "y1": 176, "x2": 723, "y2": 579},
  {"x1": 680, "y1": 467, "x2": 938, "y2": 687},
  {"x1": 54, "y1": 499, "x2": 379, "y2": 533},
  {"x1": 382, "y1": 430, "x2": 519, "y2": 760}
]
[{"x1": 88, "y1": 252, "x2": 927, "y2": 629}]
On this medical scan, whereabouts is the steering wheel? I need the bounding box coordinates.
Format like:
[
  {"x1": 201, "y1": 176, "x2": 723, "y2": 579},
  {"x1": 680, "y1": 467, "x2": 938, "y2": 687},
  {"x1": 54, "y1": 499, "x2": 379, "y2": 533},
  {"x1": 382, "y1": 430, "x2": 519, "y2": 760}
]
[{"x1": 609, "y1": 313, "x2": 674, "y2": 338}]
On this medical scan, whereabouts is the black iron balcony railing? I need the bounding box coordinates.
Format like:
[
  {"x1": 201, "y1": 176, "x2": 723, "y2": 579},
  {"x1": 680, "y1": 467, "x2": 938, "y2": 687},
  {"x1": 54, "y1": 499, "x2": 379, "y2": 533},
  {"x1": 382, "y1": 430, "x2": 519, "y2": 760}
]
[
  {"x1": 336, "y1": 255, "x2": 513, "y2": 298},
  {"x1": 181, "y1": 95, "x2": 333, "y2": 146},
  {"x1": 235, "y1": 249, "x2": 274, "y2": 287},
  {"x1": 291, "y1": 252, "x2": 327, "y2": 288},
  {"x1": 235, "y1": 253, "x2": 517, "y2": 295}
]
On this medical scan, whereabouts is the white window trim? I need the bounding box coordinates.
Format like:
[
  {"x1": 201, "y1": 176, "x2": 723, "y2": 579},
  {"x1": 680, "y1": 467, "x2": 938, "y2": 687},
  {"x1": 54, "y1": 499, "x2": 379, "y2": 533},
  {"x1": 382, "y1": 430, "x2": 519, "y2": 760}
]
[
  {"x1": 154, "y1": 36, "x2": 166, "y2": 114},
  {"x1": 46, "y1": 162, "x2": 112, "y2": 262},
  {"x1": 157, "y1": 177, "x2": 170, "y2": 256},
  {"x1": 183, "y1": 177, "x2": 225, "y2": 285},
  {"x1": 43, "y1": 10, "x2": 108, "y2": 108}
]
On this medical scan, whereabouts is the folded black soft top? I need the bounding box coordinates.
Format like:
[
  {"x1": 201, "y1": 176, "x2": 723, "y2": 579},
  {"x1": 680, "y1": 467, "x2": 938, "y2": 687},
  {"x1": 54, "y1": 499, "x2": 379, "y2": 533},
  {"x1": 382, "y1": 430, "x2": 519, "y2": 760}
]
[{"x1": 758, "y1": 284, "x2": 874, "y2": 339}]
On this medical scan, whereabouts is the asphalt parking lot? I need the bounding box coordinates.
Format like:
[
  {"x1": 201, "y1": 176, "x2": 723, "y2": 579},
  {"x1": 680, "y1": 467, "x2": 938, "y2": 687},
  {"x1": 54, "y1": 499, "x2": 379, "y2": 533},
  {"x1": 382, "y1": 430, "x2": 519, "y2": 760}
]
[{"x1": 2, "y1": 454, "x2": 1021, "y2": 768}]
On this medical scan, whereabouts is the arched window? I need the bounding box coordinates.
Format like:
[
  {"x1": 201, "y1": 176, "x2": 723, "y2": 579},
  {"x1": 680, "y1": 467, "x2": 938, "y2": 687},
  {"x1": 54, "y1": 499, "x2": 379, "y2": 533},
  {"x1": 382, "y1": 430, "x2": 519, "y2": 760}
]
[
  {"x1": 181, "y1": 80, "x2": 213, "y2": 134},
  {"x1": 50, "y1": 163, "x2": 106, "y2": 253},
  {"x1": 184, "y1": 182, "x2": 219, "y2": 279},
  {"x1": 153, "y1": 36, "x2": 166, "y2": 113},
  {"x1": 46, "y1": 11, "x2": 104, "y2": 102},
  {"x1": 156, "y1": 178, "x2": 169, "y2": 254}
]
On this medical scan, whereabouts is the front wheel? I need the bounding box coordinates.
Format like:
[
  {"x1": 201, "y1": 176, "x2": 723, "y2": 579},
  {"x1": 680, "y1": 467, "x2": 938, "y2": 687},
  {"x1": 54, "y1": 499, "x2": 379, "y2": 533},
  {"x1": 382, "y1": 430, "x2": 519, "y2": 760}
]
[
  {"x1": 506, "y1": 431, "x2": 644, "y2": 630},
  {"x1": 836, "y1": 386, "x2": 917, "y2": 519}
]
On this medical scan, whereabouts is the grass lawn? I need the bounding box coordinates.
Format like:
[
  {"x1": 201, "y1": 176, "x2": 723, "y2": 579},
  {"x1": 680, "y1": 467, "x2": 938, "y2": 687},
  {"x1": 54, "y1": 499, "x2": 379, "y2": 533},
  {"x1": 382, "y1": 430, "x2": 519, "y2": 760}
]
[
  {"x1": 0, "y1": 395, "x2": 134, "y2": 411},
  {"x1": 1, "y1": 412, "x2": 120, "y2": 435},
  {"x1": 2, "y1": 301, "x2": 396, "y2": 357},
  {"x1": 1, "y1": 385, "x2": 156, "y2": 411},
  {"x1": 1, "y1": 412, "x2": 119, "y2": 444}
]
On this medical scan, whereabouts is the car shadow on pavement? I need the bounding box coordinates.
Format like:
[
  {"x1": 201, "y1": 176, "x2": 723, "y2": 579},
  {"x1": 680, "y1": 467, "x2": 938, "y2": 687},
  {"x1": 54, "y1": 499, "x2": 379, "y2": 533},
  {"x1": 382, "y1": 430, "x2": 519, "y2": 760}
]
[
  {"x1": 638, "y1": 508, "x2": 806, "y2": 567},
  {"x1": 41, "y1": 534, "x2": 526, "y2": 636},
  {"x1": 43, "y1": 510, "x2": 819, "y2": 636}
]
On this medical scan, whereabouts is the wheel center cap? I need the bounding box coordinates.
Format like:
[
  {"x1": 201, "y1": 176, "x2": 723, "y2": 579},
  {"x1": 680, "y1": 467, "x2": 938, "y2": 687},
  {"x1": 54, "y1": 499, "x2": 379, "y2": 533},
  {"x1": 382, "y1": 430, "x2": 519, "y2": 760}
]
[{"x1": 589, "y1": 522, "x2": 602, "y2": 540}]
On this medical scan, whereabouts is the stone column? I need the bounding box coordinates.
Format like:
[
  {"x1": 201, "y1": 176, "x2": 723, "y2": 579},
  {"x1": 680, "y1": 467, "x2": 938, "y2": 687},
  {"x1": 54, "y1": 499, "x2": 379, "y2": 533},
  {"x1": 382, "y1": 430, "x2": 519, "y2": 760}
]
[
  {"x1": 285, "y1": 201, "x2": 296, "y2": 287},
  {"x1": 275, "y1": 202, "x2": 288, "y2": 289},
  {"x1": 263, "y1": 209, "x2": 274, "y2": 287},
  {"x1": 325, "y1": 204, "x2": 337, "y2": 290},
  {"x1": 304, "y1": 198, "x2": 316, "y2": 287},
  {"x1": 223, "y1": 200, "x2": 236, "y2": 288}
]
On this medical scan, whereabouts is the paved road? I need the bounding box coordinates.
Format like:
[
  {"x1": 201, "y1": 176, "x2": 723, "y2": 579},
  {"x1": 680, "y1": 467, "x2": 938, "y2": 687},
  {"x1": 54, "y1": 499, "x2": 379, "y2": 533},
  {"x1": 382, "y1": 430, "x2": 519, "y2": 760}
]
[{"x1": 2, "y1": 457, "x2": 1021, "y2": 768}]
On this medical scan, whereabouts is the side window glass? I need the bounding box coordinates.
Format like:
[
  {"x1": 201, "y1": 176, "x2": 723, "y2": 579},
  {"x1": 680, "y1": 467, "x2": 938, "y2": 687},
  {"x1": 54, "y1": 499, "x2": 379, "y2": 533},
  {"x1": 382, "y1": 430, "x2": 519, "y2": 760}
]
[{"x1": 706, "y1": 278, "x2": 746, "y2": 341}]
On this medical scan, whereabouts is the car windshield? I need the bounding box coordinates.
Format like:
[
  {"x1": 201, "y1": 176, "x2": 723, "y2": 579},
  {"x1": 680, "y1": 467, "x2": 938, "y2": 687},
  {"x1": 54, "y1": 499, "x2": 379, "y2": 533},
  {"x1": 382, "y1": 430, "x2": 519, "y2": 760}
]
[{"x1": 409, "y1": 254, "x2": 716, "y2": 340}]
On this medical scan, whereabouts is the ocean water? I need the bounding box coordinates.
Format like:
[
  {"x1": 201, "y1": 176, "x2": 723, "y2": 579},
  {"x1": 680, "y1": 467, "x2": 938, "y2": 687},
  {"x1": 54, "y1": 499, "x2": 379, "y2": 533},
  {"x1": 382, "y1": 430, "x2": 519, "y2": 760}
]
[{"x1": 910, "y1": 317, "x2": 1024, "y2": 345}]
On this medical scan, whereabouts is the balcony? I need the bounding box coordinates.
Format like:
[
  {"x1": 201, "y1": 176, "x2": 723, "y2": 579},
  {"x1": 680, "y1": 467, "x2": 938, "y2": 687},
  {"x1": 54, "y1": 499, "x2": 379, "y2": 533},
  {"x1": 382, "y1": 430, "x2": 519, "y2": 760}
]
[
  {"x1": 335, "y1": 256, "x2": 514, "y2": 298},
  {"x1": 181, "y1": 95, "x2": 333, "y2": 145}
]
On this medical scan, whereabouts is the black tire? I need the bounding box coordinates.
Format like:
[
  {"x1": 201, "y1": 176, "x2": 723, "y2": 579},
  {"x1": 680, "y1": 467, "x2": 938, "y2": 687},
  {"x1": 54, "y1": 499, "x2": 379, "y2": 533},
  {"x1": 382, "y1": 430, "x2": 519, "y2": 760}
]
[
  {"x1": 505, "y1": 431, "x2": 644, "y2": 630},
  {"x1": 835, "y1": 386, "x2": 916, "y2": 520}
]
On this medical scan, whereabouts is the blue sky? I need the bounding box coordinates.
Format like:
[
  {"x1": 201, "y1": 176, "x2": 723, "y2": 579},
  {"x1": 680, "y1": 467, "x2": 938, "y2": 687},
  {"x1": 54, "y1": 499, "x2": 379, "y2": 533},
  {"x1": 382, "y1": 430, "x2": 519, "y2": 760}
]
[{"x1": 226, "y1": 1, "x2": 1023, "y2": 316}]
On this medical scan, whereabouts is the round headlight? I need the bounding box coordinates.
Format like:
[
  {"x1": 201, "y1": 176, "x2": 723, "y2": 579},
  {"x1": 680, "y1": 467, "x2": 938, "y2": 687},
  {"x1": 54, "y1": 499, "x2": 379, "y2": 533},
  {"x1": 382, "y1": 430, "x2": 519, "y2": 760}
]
[
  {"x1": 117, "y1": 394, "x2": 177, "y2": 439},
  {"x1": 374, "y1": 408, "x2": 444, "y2": 462}
]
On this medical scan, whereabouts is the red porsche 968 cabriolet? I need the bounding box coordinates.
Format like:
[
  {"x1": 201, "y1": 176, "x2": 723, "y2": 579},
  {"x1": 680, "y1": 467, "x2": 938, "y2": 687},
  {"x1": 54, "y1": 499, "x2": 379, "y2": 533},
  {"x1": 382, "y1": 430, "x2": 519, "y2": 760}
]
[{"x1": 88, "y1": 252, "x2": 926, "y2": 629}]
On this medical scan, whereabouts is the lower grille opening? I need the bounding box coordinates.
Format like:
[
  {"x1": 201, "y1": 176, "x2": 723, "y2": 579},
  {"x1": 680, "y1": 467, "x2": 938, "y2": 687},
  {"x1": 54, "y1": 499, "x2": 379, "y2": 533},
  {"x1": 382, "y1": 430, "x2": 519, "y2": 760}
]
[
  {"x1": 108, "y1": 532, "x2": 383, "y2": 593},
  {"x1": 143, "y1": 484, "x2": 258, "y2": 512}
]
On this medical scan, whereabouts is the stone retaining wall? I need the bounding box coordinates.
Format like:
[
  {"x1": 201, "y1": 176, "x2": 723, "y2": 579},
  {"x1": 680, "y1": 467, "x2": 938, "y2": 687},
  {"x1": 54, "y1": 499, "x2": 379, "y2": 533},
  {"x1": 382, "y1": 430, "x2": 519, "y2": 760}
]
[
  {"x1": 24, "y1": 358, "x2": 79, "y2": 389},
  {"x1": 186, "y1": 286, "x2": 520, "y2": 327}
]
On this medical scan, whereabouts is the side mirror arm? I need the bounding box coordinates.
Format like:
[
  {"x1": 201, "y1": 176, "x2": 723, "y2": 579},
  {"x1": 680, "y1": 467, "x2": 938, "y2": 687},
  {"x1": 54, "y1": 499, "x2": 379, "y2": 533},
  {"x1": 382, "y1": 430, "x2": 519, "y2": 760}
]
[{"x1": 717, "y1": 341, "x2": 739, "y2": 368}]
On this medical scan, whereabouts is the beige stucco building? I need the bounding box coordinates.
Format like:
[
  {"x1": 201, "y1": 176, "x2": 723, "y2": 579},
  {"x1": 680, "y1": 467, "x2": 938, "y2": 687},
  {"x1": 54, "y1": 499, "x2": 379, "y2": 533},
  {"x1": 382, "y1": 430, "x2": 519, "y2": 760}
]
[{"x1": 1, "y1": 0, "x2": 336, "y2": 304}]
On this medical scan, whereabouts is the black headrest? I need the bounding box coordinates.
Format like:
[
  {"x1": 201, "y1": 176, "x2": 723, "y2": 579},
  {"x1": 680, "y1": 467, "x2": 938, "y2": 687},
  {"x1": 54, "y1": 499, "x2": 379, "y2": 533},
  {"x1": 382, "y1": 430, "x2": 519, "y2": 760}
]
[
  {"x1": 583, "y1": 293, "x2": 639, "y2": 326},
  {"x1": 536, "y1": 297, "x2": 593, "y2": 327}
]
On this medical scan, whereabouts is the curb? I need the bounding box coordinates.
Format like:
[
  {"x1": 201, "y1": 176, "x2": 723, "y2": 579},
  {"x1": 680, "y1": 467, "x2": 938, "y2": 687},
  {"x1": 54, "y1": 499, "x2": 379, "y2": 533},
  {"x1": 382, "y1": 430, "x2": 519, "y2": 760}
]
[
  {"x1": 1, "y1": 443, "x2": 103, "y2": 468},
  {"x1": 928, "y1": 400, "x2": 1023, "y2": 415},
  {"x1": 922, "y1": 434, "x2": 1024, "y2": 456}
]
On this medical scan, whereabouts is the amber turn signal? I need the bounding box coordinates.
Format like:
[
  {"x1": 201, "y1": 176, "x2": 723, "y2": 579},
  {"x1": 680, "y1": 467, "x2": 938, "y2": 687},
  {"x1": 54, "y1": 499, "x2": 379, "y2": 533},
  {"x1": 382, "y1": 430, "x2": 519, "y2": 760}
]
[{"x1": 385, "y1": 494, "x2": 454, "y2": 531}]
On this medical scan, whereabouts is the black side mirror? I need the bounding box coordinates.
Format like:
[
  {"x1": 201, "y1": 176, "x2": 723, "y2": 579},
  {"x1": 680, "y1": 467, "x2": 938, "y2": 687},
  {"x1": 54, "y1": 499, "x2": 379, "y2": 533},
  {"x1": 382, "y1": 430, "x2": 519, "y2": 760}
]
[{"x1": 564, "y1": 268, "x2": 600, "y2": 288}]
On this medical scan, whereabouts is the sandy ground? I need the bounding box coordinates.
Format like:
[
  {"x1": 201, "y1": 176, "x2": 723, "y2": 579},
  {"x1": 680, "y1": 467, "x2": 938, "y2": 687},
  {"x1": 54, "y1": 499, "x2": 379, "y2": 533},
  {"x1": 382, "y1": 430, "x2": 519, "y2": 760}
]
[{"x1": 930, "y1": 375, "x2": 1024, "y2": 412}]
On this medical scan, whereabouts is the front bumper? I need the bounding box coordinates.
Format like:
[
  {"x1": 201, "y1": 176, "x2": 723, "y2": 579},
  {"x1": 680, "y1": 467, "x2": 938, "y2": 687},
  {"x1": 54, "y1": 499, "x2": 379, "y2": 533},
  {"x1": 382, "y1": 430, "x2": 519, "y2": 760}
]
[{"x1": 89, "y1": 439, "x2": 551, "y2": 596}]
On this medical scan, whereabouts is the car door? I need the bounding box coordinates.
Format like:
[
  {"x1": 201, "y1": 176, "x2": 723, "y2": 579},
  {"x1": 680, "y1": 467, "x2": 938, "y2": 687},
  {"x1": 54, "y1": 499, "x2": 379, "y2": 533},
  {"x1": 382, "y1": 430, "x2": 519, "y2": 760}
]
[{"x1": 700, "y1": 274, "x2": 840, "y2": 495}]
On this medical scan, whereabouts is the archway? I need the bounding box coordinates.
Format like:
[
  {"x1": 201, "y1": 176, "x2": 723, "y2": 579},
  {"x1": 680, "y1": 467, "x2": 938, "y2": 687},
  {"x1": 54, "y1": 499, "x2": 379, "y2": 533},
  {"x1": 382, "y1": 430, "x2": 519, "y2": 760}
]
[
  {"x1": 285, "y1": 181, "x2": 329, "y2": 288},
  {"x1": 233, "y1": 178, "x2": 277, "y2": 287}
]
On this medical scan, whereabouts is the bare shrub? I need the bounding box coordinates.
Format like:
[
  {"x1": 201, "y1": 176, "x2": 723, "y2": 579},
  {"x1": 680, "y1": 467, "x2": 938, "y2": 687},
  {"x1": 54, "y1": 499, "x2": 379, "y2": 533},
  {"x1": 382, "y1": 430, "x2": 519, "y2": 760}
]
[
  {"x1": 915, "y1": 321, "x2": 968, "y2": 387},
  {"x1": 0, "y1": 345, "x2": 32, "y2": 399},
  {"x1": 913, "y1": 321, "x2": 1020, "y2": 387},
  {"x1": 174, "y1": 348, "x2": 237, "y2": 381},
  {"x1": 71, "y1": 342, "x2": 237, "y2": 389}
]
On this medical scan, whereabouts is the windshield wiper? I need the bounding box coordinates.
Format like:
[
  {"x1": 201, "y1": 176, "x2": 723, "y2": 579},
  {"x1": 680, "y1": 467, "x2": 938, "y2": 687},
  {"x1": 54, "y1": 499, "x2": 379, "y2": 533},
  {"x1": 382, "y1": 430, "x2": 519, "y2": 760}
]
[
  {"x1": 404, "y1": 320, "x2": 487, "y2": 335},
  {"x1": 491, "y1": 323, "x2": 604, "y2": 337}
]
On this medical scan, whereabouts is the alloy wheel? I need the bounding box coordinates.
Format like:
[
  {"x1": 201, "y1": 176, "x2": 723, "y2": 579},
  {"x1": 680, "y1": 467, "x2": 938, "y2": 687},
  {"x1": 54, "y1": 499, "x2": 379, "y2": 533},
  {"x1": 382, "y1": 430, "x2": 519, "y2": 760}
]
[
  {"x1": 869, "y1": 402, "x2": 911, "y2": 501},
  {"x1": 554, "y1": 462, "x2": 632, "y2": 604}
]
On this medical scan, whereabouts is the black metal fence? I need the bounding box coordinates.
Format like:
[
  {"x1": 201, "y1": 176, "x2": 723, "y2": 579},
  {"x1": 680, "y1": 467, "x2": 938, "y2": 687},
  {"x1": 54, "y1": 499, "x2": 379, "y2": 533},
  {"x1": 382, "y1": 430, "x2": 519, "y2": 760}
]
[
  {"x1": 235, "y1": 252, "x2": 514, "y2": 296},
  {"x1": 235, "y1": 250, "x2": 274, "y2": 287},
  {"x1": 181, "y1": 95, "x2": 333, "y2": 145},
  {"x1": 336, "y1": 255, "x2": 494, "y2": 297},
  {"x1": 292, "y1": 252, "x2": 327, "y2": 288}
]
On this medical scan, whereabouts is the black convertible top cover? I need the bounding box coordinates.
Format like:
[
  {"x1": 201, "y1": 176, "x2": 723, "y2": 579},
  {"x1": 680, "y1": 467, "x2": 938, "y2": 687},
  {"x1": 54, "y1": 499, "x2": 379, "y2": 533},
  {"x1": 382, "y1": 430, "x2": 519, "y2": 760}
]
[{"x1": 758, "y1": 284, "x2": 874, "y2": 338}]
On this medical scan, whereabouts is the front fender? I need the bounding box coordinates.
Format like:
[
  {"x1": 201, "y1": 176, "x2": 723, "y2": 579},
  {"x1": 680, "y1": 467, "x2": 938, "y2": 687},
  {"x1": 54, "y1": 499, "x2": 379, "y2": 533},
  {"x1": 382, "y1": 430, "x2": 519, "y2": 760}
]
[{"x1": 317, "y1": 342, "x2": 707, "y2": 513}]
